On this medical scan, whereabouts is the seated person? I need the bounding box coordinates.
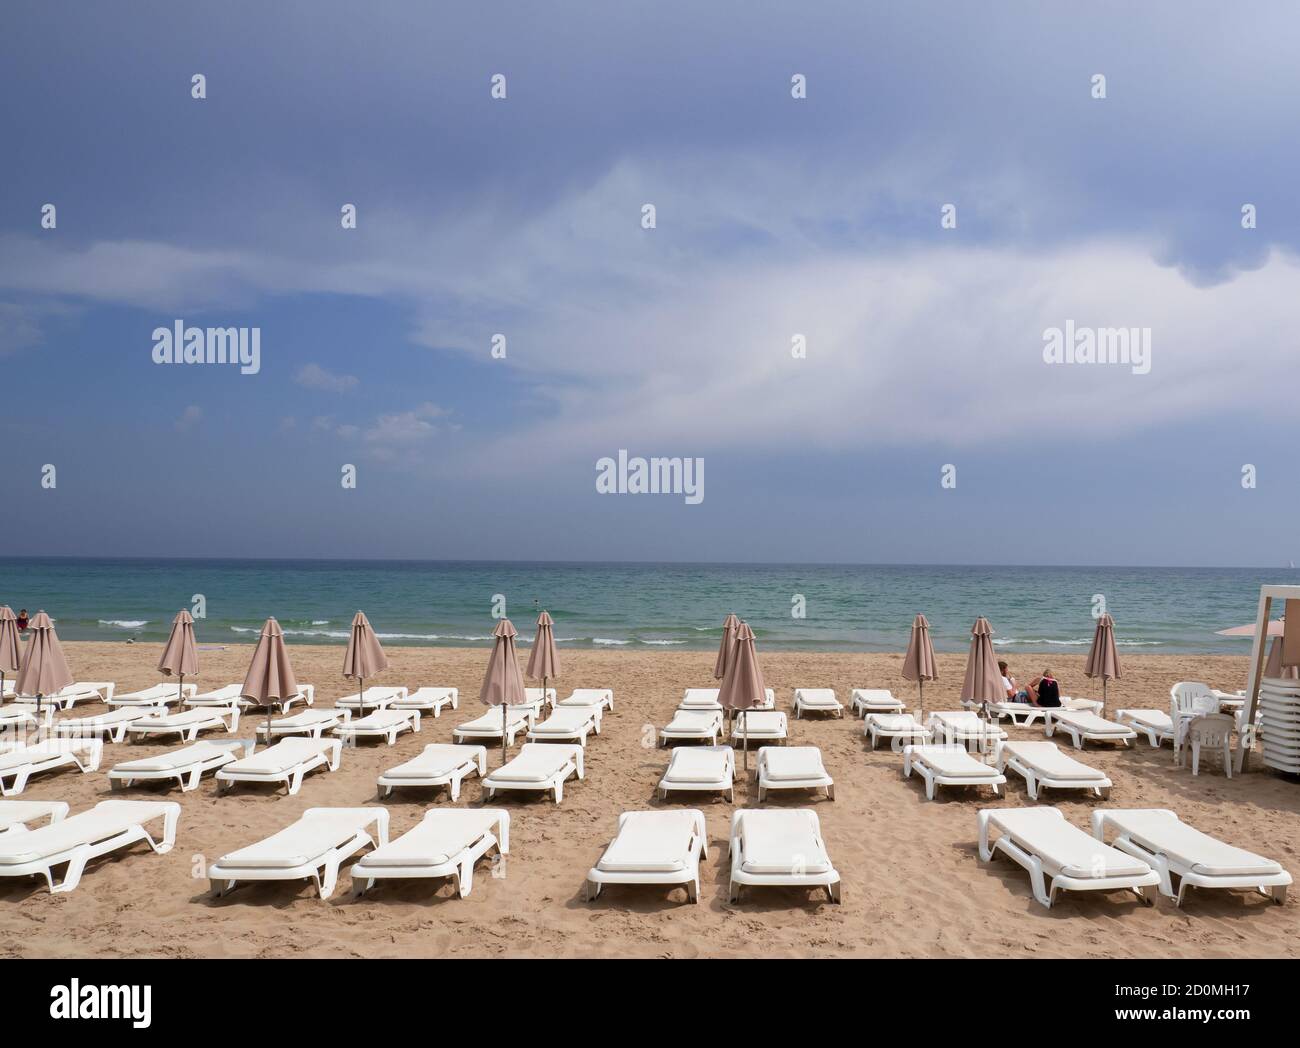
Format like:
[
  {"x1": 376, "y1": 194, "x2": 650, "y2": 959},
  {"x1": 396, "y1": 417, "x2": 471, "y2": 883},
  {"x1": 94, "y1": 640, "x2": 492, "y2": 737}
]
[
  {"x1": 1029, "y1": 670, "x2": 1061, "y2": 708},
  {"x1": 998, "y1": 660, "x2": 1032, "y2": 703}
]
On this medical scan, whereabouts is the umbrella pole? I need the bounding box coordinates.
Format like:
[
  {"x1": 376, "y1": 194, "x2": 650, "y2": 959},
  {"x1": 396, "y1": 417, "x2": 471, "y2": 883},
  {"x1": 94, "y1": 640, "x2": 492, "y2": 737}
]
[
  {"x1": 178, "y1": 672, "x2": 184, "y2": 707},
  {"x1": 918, "y1": 679, "x2": 924, "y2": 720},
  {"x1": 742, "y1": 710, "x2": 748, "y2": 773},
  {"x1": 502, "y1": 703, "x2": 508, "y2": 763}
]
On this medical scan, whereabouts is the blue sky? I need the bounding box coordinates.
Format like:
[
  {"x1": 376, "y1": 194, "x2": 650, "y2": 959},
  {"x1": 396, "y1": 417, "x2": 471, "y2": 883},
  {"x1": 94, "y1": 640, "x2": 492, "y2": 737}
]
[{"x1": 2, "y1": 1, "x2": 1298, "y2": 565}]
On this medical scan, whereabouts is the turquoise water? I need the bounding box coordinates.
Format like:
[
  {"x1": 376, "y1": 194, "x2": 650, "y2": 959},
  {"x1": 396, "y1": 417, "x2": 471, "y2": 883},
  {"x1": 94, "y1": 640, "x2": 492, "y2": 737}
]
[{"x1": 0, "y1": 558, "x2": 1291, "y2": 654}]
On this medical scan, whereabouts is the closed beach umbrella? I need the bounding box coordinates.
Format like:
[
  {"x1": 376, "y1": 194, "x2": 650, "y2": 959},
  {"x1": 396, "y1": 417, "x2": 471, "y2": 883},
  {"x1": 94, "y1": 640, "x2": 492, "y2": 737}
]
[
  {"x1": 901, "y1": 613, "x2": 938, "y2": 718},
  {"x1": 1083, "y1": 613, "x2": 1121, "y2": 713},
  {"x1": 961, "y1": 617, "x2": 1002, "y2": 736},
  {"x1": 525, "y1": 611, "x2": 561, "y2": 704},
  {"x1": 16, "y1": 611, "x2": 73, "y2": 720},
  {"x1": 0, "y1": 607, "x2": 20, "y2": 706},
  {"x1": 241, "y1": 617, "x2": 298, "y2": 740},
  {"x1": 158, "y1": 609, "x2": 199, "y2": 706},
  {"x1": 480, "y1": 618, "x2": 527, "y2": 762},
  {"x1": 343, "y1": 611, "x2": 388, "y2": 709},
  {"x1": 718, "y1": 620, "x2": 766, "y2": 772},
  {"x1": 1216, "y1": 620, "x2": 1285, "y2": 638},
  {"x1": 714, "y1": 613, "x2": 740, "y2": 680}
]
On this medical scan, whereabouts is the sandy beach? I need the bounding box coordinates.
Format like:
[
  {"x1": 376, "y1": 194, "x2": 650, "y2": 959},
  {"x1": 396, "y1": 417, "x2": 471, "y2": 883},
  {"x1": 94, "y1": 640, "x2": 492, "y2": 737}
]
[{"x1": 2, "y1": 641, "x2": 1297, "y2": 959}]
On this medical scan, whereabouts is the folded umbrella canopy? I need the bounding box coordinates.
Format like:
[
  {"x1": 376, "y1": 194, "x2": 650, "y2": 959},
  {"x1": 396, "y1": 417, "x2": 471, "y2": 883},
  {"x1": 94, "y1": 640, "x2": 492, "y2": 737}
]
[
  {"x1": 961, "y1": 617, "x2": 1002, "y2": 745},
  {"x1": 901, "y1": 613, "x2": 938, "y2": 718},
  {"x1": 158, "y1": 609, "x2": 200, "y2": 706},
  {"x1": 1083, "y1": 613, "x2": 1121, "y2": 713},
  {"x1": 718, "y1": 620, "x2": 766, "y2": 772},
  {"x1": 15, "y1": 611, "x2": 72, "y2": 720},
  {"x1": 343, "y1": 610, "x2": 389, "y2": 711},
  {"x1": 481, "y1": 618, "x2": 527, "y2": 762},
  {"x1": 714, "y1": 613, "x2": 740, "y2": 681},
  {"x1": 241, "y1": 617, "x2": 299, "y2": 740},
  {"x1": 0, "y1": 606, "x2": 20, "y2": 706},
  {"x1": 525, "y1": 610, "x2": 561, "y2": 705}
]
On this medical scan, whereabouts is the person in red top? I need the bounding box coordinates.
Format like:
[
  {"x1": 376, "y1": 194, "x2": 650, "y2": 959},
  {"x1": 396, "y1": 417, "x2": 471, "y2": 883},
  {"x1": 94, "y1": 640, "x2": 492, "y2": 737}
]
[{"x1": 15, "y1": 609, "x2": 29, "y2": 631}]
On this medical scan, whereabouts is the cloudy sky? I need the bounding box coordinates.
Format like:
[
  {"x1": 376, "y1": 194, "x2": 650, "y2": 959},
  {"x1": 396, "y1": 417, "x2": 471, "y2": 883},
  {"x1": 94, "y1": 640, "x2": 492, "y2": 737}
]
[{"x1": 3, "y1": 1, "x2": 1298, "y2": 565}]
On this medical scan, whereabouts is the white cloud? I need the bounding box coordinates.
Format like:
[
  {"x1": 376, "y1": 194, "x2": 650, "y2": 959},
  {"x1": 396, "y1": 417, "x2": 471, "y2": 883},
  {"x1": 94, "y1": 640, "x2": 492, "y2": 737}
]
[{"x1": 294, "y1": 362, "x2": 359, "y2": 393}]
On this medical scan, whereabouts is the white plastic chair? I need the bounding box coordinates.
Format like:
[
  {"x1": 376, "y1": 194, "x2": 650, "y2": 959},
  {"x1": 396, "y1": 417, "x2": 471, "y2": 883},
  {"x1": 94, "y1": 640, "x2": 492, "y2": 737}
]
[
  {"x1": 1172, "y1": 684, "x2": 1218, "y2": 764},
  {"x1": 1187, "y1": 714, "x2": 1235, "y2": 778}
]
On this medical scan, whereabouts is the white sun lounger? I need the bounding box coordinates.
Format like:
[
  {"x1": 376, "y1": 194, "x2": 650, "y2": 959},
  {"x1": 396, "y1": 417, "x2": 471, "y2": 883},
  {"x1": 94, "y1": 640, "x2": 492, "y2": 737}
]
[
  {"x1": 390, "y1": 687, "x2": 458, "y2": 717},
  {"x1": 184, "y1": 684, "x2": 244, "y2": 708},
  {"x1": 483, "y1": 743, "x2": 584, "y2": 804},
  {"x1": 973, "y1": 700, "x2": 1046, "y2": 727},
  {"x1": 0, "y1": 703, "x2": 53, "y2": 735},
  {"x1": 0, "y1": 799, "x2": 179, "y2": 893},
  {"x1": 928, "y1": 711, "x2": 1008, "y2": 747},
  {"x1": 109, "y1": 739, "x2": 253, "y2": 792},
  {"x1": 1115, "y1": 709, "x2": 1175, "y2": 748},
  {"x1": 0, "y1": 740, "x2": 103, "y2": 796},
  {"x1": 38, "y1": 681, "x2": 115, "y2": 710},
  {"x1": 659, "y1": 709, "x2": 724, "y2": 746},
  {"x1": 239, "y1": 684, "x2": 316, "y2": 712},
  {"x1": 558, "y1": 688, "x2": 614, "y2": 712},
  {"x1": 1045, "y1": 709, "x2": 1137, "y2": 749},
  {"x1": 216, "y1": 737, "x2": 342, "y2": 796},
  {"x1": 865, "y1": 713, "x2": 932, "y2": 750},
  {"x1": 107, "y1": 682, "x2": 197, "y2": 708},
  {"x1": 903, "y1": 744, "x2": 1005, "y2": 801},
  {"x1": 207, "y1": 807, "x2": 388, "y2": 900},
  {"x1": 377, "y1": 744, "x2": 487, "y2": 800},
  {"x1": 333, "y1": 709, "x2": 420, "y2": 745},
  {"x1": 352, "y1": 808, "x2": 509, "y2": 898},
  {"x1": 335, "y1": 685, "x2": 409, "y2": 713},
  {"x1": 453, "y1": 706, "x2": 535, "y2": 745},
  {"x1": 995, "y1": 741, "x2": 1111, "y2": 800},
  {"x1": 127, "y1": 705, "x2": 240, "y2": 742},
  {"x1": 728, "y1": 809, "x2": 841, "y2": 904},
  {"x1": 730, "y1": 711, "x2": 787, "y2": 747},
  {"x1": 258, "y1": 708, "x2": 350, "y2": 739},
  {"x1": 524, "y1": 687, "x2": 557, "y2": 711},
  {"x1": 586, "y1": 809, "x2": 708, "y2": 904},
  {"x1": 850, "y1": 689, "x2": 904, "y2": 717},
  {"x1": 978, "y1": 806, "x2": 1159, "y2": 909},
  {"x1": 51, "y1": 706, "x2": 162, "y2": 743},
  {"x1": 526, "y1": 705, "x2": 602, "y2": 746},
  {"x1": 682, "y1": 688, "x2": 775, "y2": 711},
  {"x1": 0, "y1": 800, "x2": 69, "y2": 833},
  {"x1": 792, "y1": 689, "x2": 844, "y2": 719},
  {"x1": 658, "y1": 745, "x2": 734, "y2": 802},
  {"x1": 756, "y1": 746, "x2": 834, "y2": 801},
  {"x1": 1092, "y1": 808, "x2": 1292, "y2": 907}
]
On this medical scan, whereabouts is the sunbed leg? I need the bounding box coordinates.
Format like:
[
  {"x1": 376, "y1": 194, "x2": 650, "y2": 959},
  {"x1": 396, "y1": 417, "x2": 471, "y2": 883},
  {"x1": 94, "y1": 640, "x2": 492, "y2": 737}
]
[
  {"x1": 1270, "y1": 885, "x2": 1287, "y2": 905},
  {"x1": 318, "y1": 860, "x2": 340, "y2": 900},
  {"x1": 1175, "y1": 881, "x2": 1189, "y2": 908},
  {"x1": 757, "y1": 787, "x2": 766, "y2": 802},
  {"x1": 186, "y1": 766, "x2": 202, "y2": 792},
  {"x1": 1030, "y1": 863, "x2": 1053, "y2": 909},
  {"x1": 730, "y1": 881, "x2": 740, "y2": 904},
  {"x1": 50, "y1": 847, "x2": 90, "y2": 894},
  {"x1": 1136, "y1": 884, "x2": 1153, "y2": 906},
  {"x1": 458, "y1": 859, "x2": 472, "y2": 898},
  {"x1": 925, "y1": 775, "x2": 935, "y2": 800},
  {"x1": 554, "y1": 782, "x2": 563, "y2": 804},
  {"x1": 826, "y1": 784, "x2": 835, "y2": 801},
  {"x1": 828, "y1": 882, "x2": 841, "y2": 904},
  {"x1": 687, "y1": 877, "x2": 699, "y2": 903}
]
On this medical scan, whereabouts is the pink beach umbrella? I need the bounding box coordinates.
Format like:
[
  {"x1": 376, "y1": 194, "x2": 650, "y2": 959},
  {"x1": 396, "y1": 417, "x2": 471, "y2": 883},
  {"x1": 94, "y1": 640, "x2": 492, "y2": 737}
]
[
  {"x1": 343, "y1": 611, "x2": 389, "y2": 709},
  {"x1": 714, "y1": 613, "x2": 740, "y2": 681},
  {"x1": 158, "y1": 609, "x2": 200, "y2": 706},
  {"x1": 15, "y1": 611, "x2": 73, "y2": 720},
  {"x1": 901, "y1": 614, "x2": 938, "y2": 718},
  {"x1": 961, "y1": 617, "x2": 1002, "y2": 735},
  {"x1": 481, "y1": 618, "x2": 527, "y2": 762},
  {"x1": 241, "y1": 617, "x2": 299, "y2": 740},
  {"x1": 526, "y1": 611, "x2": 561, "y2": 705},
  {"x1": 0, "y1": 607, "x2": 20, "y2": 706},
  {"x1": 1083, "y1": 613, "x2": 1121, "y2": 714},
  {"x1": 718, "y1": 620, "x2": 766, "y2": 772}
]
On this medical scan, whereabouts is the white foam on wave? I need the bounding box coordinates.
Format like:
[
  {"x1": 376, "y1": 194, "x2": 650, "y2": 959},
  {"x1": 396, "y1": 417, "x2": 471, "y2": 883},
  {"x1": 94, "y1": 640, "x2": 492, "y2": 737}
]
[
  {"x1": 593, "y1": 637, "x2": 631, "y2": 646},
  {"x1": 99, "y1": 619, "x2": 148, "y2": 629},
  {"x1": 994, "y1": 637, "x2": 1162, "y2": 647}
]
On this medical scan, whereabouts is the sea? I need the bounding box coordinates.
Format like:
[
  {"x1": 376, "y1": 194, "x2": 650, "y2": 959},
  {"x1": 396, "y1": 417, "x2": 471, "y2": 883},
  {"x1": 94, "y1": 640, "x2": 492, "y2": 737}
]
[{"x1": 0, "y1": 558, "x2": 1292, "y2": 655}]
